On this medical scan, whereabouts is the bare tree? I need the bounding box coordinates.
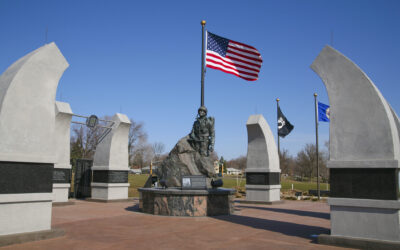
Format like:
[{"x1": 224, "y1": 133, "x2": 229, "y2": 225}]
[
  {"x1": 226, "y1": 156, "x2": 247, "y2": 170},
  {"x1": 128, "y1": 119, "x2": 148, "y2": 166},
  {"x1": 279, "y1": 149, "x2": 296, "y2": 175},
  {"x1": 70, "y1": 120, "x2": 104, "y2": 160},
  {"x1": 132, "y1": 143, "x2": 153, "y2": 169},
  {"x1": 70, "y1": 115, "x2": 145, "y2": 166},
  {"x1": 295, "y1": 143, "x2": 327, "y2": 181},
  {"x1": 152, "y1": 142, "x2": 165, "y2": 162}
]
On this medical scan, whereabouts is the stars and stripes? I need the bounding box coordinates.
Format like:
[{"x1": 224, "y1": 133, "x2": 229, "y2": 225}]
[{"x1": 205, "y1": 31, "x2": 262, "y2": 81}]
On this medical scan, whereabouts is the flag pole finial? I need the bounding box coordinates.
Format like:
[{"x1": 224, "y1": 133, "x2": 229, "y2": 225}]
[
  {"x1": 276, "y1": 98, "x2": 280, "y2": 102},
  {"x1": 201, "y1": 20, "x2": 206, "y2": 26},
  {"x1": 314, "y1": 93, "x2": 318, "y2": 97}
]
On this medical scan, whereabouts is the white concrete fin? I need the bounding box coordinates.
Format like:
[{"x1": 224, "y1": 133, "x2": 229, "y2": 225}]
[
  {"x1": 93, "y1": 113, "x2": 131, "y2": 171},
  {"x1": 54, "y1": 101, "x2": 73, "y2": 169},
  {"x1": 0, "y1": 42, "x2": 69, "y2": 163},
  {"x1": 246, "y1": 114, "x2": 280, "y2": 172},
  {"x1": 311, "y1": 45, "x2": 400, "y2": 165}
]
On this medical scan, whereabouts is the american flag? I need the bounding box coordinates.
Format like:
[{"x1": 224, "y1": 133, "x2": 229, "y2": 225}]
[{"x1": 205, "y1": 31, "x2": 262, "y2": 81}]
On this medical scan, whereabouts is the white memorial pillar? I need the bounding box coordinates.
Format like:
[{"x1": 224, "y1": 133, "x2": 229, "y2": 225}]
[
  {"x1": 91, "y1": 113, "x2": 131, "y2": 201},
  {"x1": 0, "y1": 43, "x2": 68, "y2": 237},
  {"x1": 53, "y1": 101, "x2": 73, "y2": 203},
  {"x1": 312, "y1": 45, "x2": 400, "y2": 246},
  {"x1": 245, "y1": 115, "x2": 281, "y2": 203}
]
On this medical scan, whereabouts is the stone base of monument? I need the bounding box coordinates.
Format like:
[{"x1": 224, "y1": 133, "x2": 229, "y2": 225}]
[
  {"x1": 138, "y1": 188, "x2": 235, "y2": 216},
  {"x1": 245, "y1": 184, "x2": 281, "y2": 203},
  {"x1": 0, "y1": 228, "x2": 65, "y2": 247},
  {"x1": 52, "y1": 201, "x2": 75, "y2": 206},
  {"x1": 0, "y1": 193, "x2": 53, "y2": 236},
  {"x1": 91, "y1": 183, "x2": 130, "y2": 201},
  {"x1": 321, "y1": 198, "x2": 400, "y2": 245},
  {"x1": 52, "y1": 183, "x2": 71, "y2": 203}
]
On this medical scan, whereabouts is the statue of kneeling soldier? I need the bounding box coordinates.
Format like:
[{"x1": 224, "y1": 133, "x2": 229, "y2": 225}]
[{"x1": 189, "y1": 106, "x2": 215, "y2": 157}]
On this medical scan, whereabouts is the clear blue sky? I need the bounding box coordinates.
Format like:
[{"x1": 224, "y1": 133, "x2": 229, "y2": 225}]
[{"x1": 1, "y1": 0, "x2": 399, "y2": 160}]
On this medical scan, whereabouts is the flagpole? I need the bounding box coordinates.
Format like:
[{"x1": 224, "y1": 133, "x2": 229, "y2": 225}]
[
  {"x1": 201, "y1": 20, "x2": 206, "y2": 107},
  {"x1": 314, "y1": 93, "x2": 320, "y2": 200},
  {"x1": 276, "y1": 98, "x2": 280, "y2": 156}
]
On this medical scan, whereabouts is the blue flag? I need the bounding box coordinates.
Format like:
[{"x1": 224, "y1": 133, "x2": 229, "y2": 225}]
[{"x1": 318, "y1": 102, "x2": 330, "y2": 122}]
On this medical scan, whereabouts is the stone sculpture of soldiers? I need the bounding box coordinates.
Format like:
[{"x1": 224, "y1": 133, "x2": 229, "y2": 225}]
[{"x1": 189, "y1": 106, "x2": 215, "y2": 156}]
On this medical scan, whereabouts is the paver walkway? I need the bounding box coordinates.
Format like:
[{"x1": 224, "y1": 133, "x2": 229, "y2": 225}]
[{"x1": 2, "y1": 199, "x2": 353, "y2": 250}]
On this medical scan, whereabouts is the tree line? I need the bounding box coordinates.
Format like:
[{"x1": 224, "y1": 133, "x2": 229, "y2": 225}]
[{"x1": 225, "y1": 143, "x2": 329, "y2": 182}]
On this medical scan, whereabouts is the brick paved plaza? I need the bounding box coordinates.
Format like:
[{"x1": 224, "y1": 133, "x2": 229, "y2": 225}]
[{"x1": 1, "y1": 199, "x2": 352, "y2": 250}]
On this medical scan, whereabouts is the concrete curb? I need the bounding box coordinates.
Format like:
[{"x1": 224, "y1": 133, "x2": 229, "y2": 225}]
[
  {"x1": 52, "y1": 201, "x2": 75, "y2": 207},
  {"x1": 85, "y1": 197, "x2": 136, "y2": 203},
  {"x1": 0, "y1": 228, "x2": 65, "y2": 247},
  {"x1": 236, "y1": 200, "x2": 284, "y2": 205},
  {"x1": 318, "y1": 234, "x2": 400, "y2": 250}
]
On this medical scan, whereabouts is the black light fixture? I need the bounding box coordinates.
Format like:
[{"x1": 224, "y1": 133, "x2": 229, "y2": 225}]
[
  {"x1": 211, "y1": 179, "x2": 223, "y2": 188},
  {"x1": 86, "y1": 115, "x2": 98, "y2": 128}
]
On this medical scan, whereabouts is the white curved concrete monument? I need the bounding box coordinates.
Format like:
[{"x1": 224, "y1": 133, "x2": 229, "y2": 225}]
[
  {"x1": 91, "y1": 113, "x2": 131, "y2": 201},
  {"x1": 245, "y1": 114, "x2": 281, "y2": 203},
  {"x1": 311, "y1": 46, "x2": 400, "y2": 247},
  {"x1": 53, "y1": 101, "x2": 73, "y2": 203},
  {"x1": 0, "y1": 43, "x2": 68, "y2": 238}
]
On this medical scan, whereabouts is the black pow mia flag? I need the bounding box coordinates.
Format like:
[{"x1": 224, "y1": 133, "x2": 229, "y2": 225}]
[{"x1": 277, "y1": 107, "x2": 294, "y2": 138}]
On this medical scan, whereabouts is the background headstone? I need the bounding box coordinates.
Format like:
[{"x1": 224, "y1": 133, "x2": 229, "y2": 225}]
[
  {"x1": 245, "y1": 115, "x2": 281, "y2": 203},
  {"x1": 53, "y1": 101, "x2": 73, "y2": 203},
  {"x1": 91, "y1": 113, "x2": 131, "y2": 201}
]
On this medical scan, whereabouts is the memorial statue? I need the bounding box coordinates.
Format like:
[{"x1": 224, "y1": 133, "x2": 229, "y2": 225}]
[
  {"x1": 189, "y1": 106, "x2": 215, "y2": 157},
  {"x1": 155, "y1": 106, "x2": 216, "y2": 187}
]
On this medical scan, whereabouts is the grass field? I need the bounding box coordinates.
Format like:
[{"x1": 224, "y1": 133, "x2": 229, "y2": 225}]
[{"x1": 127, "y1": 174, "x2": 330, "y2": 198}]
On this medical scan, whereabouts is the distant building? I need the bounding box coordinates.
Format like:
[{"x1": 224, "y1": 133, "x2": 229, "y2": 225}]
[
  {"x1": 226, "y1": 168, "x2": 242, "y2": 175},
  {"x1": 129, "y1": 169, "x2": 142, "y2": 174},
  {"x1": 141, "y1": 165, "x2": 159, "y2": 174},
  {"x1": 214, "y1": 161, "x2": 220, "y2": 174}
]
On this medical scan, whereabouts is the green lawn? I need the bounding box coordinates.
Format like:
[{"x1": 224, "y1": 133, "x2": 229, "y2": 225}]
[
  {"x1": 128, "y1": 174, "x2": 149, "y2": 197},
  {"x1": 127, "y1": 174, "x2": 330, "y2": 198},
  {"x1": 281, "y1": 179, "x2": 330, "y2": 193}
]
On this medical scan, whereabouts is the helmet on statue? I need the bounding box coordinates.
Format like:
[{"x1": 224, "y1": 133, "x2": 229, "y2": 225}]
[{"x1": 198, "y1": 106, "x2": 208, "y2": 114}]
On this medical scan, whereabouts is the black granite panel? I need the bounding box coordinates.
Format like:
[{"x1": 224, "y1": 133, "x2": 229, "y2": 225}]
[
  {"x1": 53, "y1": 168, "x2": 71, "y2": 183},
  {"x1": 0, "y1": 161, "x2": 53, "y2": 194},
  {"x1": 92, "y1": 170, "x2": 128, "y2": 183},
  {"x1": 246, "y1": 172, "x2": 280, "y2": 185},
  {"x1": 330, "y1": 168, "x2": 398, "y2": 200}
]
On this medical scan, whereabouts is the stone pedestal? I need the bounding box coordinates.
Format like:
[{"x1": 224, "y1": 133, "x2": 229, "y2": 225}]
[
  {"x1": 139, "y1": 188, "x2": 235, "y2": 216},
  {"x1": 245, "y1": 184, "x2": 281, "y2": 202},
  {"x1": 245, "y1": 115, "x2": 281, "y2": 203},
  {"x1": 91, "y1": 114, "x2": 131, "y2": 201},
  {"x1": 0, "y1": 43, "x2": 68, "y2": 237},
  {"x1": 311, "y1": 45, "x2": 400, "y2": 246},
  {"x1": 329, "y1": 198, "x2": 400, "y2": 241},
  {"x1": 53, "y1": 102, "x2": 73, "y2": 203}
]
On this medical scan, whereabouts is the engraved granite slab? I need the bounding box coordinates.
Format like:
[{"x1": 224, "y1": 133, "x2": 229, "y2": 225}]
[{"x1": 181, "y1": 175, "x2": 207, "y2": 190}]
